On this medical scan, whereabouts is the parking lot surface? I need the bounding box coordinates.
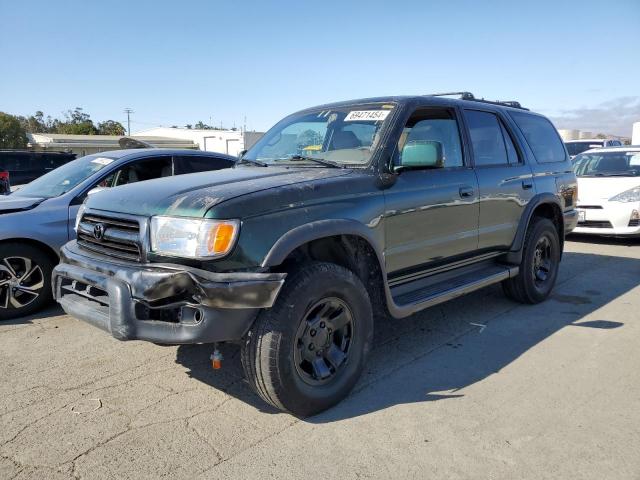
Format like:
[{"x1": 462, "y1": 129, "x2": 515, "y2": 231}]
[{"x1": 1, "y1": 237, "x2": 639, "y2": 479}]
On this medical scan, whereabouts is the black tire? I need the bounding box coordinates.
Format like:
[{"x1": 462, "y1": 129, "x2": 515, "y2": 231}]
[
  {"x1": 241, "y1": 262, "x2": 373, "y2": 417},
  {"x1": 502, "y1": 217, "x2": 560, "y2": 304},
  {"x1": 0, "y1": 242, "x2": 54, "y2": 320}
]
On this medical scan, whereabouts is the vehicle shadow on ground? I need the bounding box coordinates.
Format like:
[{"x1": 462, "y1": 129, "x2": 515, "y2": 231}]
[{"x1": 174, "y1": 251, "x2": 638, "y2": 422}]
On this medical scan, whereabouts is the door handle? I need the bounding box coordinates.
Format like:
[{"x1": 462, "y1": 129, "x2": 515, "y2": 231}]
[
  {"x1": 459, "y1": 186, "x2": 475, "y2": 198},
  {"x1": 522, "y1": 180, "x2": 533, "y2": 190}
]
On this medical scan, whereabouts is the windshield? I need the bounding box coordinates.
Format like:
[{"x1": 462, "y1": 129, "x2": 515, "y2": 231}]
[
  {"x1": 566, "y1": 141, "x2": 603, "y2": 156},
  {"x1": 12, "y1": 154, "x2": 118, "y2": 198},
  {"x1": 573, "y1": 151, "x2": 640, "y2": 177},
  {"x1": 243, "y1": 103, "x2": 396, "y2": 166}
]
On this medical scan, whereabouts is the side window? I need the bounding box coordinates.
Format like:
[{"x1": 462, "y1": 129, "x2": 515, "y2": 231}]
[
  {"x1": 465, "y1": 110, "x2": 510, "y2": 166},
  {"x1": 509, "y1": 111, "x2": 566, "y2": 163},
  {"x1": 173, "y1": 155, "x2": 232, "y2": 175},
  {"x1": 95, "y1": 157, "x2": 172, "y2": 189},
  {"x1": 397, "y1": 108, "x2": 464, "y2": 167}
]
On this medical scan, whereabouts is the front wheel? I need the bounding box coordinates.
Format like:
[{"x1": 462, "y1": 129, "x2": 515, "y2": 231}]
[
  {"x1": 502, "y1": 217, "x2": 560, "y2": 304},
  {"x1": 0, "y1": 243, "x2": 54, "y2": 320},
  {"x1": 241, "y1": 262, "x2": 373, "y2": 416}
]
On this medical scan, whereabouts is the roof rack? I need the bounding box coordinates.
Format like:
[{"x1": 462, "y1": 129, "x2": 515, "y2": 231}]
[{"x1": 425, "y1": 92, "x2": 529, "y2": 110}]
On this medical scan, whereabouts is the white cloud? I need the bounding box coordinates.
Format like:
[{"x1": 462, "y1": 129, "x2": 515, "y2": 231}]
[{"x1": 547, "y1": 97, "x2": 640, "y2": 137}]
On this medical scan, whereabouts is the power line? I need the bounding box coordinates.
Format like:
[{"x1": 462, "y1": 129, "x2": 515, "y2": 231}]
[{"x1": 123, "y1": 108, "x2": 134, "y2": 135}]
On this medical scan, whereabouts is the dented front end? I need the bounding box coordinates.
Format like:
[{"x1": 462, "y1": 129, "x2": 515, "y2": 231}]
[{"x1": 52, "y1": 241, "x2": 286, "y2": 344}]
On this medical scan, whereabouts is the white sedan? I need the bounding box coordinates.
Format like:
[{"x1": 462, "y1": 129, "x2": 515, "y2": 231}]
[{"x1": 573, "y1": 146, "x2": 640, "y2": 237}]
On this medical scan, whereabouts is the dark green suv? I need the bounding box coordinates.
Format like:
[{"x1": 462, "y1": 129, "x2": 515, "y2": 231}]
[{"x1": 53, "y1": 92, "x2": 578, "y2": 416}]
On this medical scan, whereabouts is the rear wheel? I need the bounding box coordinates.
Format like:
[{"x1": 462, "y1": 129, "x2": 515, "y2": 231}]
[
  {"x1": 241, "y1": 262, "x2": 373, "y2": 416},
  {"x1": 502, "y1": 217, "x2": 560, "y2": 304},
  {"x1": 0, "y1": 243, "x2": 54, "y2": 320}
]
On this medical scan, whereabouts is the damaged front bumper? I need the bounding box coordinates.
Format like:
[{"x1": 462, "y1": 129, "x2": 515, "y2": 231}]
[{"x1": 53, "y1": 241, "x2": 286, "y2": 344}]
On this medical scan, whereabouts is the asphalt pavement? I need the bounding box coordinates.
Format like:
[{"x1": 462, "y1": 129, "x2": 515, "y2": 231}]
[{"x1": 1, "y1": 237, "x2": 639, "y2": 479}]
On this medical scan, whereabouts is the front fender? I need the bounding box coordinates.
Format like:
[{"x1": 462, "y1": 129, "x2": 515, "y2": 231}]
[{"x1": 261, "y1": 218, "x2": 385, "y2": 270}]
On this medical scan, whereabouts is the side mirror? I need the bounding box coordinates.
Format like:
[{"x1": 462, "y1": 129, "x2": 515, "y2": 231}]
[
  {"x1": 87, "y1": 186, "x2": 106, "y2": 196},
  {"x1": 238, "y1": 149, "x2": 247, "y2": 159},
  {"x1": 397, "y1": 141, "x2": 444, "y2": 171}
]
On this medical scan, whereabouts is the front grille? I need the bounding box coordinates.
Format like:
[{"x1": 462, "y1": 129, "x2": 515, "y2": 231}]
[
  {"x1": 77, "y1": 213, "x2": 142, "y2": 261},
  {"x1": 577, "y1": 220, "x2": 613, "y2": 229},
  {"x1": 629, "y1": 219, "x2": 640, "y2": 227}
]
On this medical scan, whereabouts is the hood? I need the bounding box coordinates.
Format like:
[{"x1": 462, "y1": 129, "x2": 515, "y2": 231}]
[
  {"x1": 577, "y1": 176, "x2": 640, "y2": 203},
  {"x1": 0, "y1": 195, "x2": 45, "y2": 214},
  {"x1": 86, "y1": 166, "x2": 352, "y2": 217}
]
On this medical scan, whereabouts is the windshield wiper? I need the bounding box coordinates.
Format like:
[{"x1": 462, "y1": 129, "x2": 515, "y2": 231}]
[
  {"x1": 276, "y1": 155, "x2": 345, "y2": 168},
  {"x1": 237, "y1": 157, "x2": 268, "y2": 167}
]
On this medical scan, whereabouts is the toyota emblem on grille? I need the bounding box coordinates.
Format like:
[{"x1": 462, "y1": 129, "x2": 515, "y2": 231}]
[{"x1": 93, "y1": 223, "x2": 105, "y2": 240}]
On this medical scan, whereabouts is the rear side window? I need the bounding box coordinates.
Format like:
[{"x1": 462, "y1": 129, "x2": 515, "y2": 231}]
[
  {"x1": 173, "y1": 155, "x2": 233, "y2": 175},
  {"x1": 510, "y1": 112, "x2": 567, "y2": 163}
]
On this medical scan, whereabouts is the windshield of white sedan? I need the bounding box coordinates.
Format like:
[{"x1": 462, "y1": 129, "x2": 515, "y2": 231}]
[
  {"x1": 573, "y1": 151, "x2": 640, "y2": 177},
  {"x1": 12, "y1": 154, "x2": 116, "y2": 198},
  {"x1": 243, "y1": 104, "x2": 395, "y2": 166}
]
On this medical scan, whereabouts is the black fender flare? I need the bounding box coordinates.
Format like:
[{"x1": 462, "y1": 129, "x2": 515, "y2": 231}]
[
  {"x1": 506, "y1": 193, "x2": 564, "y2": 263},
  {"x1": 261, "y1": 219, "x2": 386, "y2": 272}
]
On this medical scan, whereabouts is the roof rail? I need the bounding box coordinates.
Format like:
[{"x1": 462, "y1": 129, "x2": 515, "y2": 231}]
[
  {"x1": 425, "y1": 92, "x2": 529, "y2": 110},
  {"x1": 428, "y1": 92, "x2": 476, "y2": 100}
]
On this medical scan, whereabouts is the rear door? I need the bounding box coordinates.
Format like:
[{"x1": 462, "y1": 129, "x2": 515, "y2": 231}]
[{"x1": 464, "y1": 109, "x2": 535, "y2": 250}]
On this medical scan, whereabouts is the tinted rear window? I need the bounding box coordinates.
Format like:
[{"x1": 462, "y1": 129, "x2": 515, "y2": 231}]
[{"x1": 510, "y1": 112, "x2": 567, "y2": 163}]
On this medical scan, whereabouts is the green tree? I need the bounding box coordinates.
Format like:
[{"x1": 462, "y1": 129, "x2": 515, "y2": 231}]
[
  {"x1": 0, "y1": 112, "x2": 28, "y2": 148},
  {"x1": 97, "y1": 120, "x2": 126, "y2": 135},
  {"x1": 16, "y1": 111, "x2": 54, "y2": 133},
  {"x1": 54, "y1": 107, "x2": 98, "y2": 135}
]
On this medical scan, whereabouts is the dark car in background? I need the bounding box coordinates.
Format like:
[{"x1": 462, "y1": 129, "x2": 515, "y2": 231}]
[
  {"x1": 0, "y1": 149, "x2": 236, "y2": 320},
  {"x1": 0, "y1": 150, "x2": 77, "y2": 186}
]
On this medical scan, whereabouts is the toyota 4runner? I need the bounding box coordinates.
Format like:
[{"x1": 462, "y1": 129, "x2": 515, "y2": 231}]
[{"x1": 53, "y1": 92, "x2": 578, "y2": 416}]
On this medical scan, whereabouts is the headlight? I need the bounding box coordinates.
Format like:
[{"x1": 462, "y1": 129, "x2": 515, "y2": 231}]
[
  {"x1": 150, "y1": 216, "x2": 239, "y2": 258},
  {"x1": 74, "y1": 204, "x2": 86, "y2": 232},
  {"x1": 609, "y1": 186, "x2": 640, "y2": 203}
]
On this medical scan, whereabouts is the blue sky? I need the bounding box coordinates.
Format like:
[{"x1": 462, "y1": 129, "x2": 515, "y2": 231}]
[{"x1": 1, "y1": 0, "x2": 639, "y2": 135}]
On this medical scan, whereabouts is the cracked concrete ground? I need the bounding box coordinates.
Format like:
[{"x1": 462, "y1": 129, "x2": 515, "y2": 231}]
[{"x1": 1, "y1": 238, "x2": 639, "y2": 479}]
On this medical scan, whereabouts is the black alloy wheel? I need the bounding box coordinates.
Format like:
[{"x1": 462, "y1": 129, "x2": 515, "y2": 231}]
[{"x1": 293, "y1": 297, "x2": 354, "y2": 385}]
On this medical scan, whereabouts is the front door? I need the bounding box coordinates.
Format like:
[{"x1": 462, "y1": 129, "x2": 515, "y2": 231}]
[{"x1": 384, "y1": 107, "x2": 480, "y2": 276}]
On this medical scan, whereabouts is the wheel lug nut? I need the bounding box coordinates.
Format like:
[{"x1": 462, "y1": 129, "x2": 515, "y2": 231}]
[
  {"x1": 327, "y1": 328, "x2": 332, "y2": 333},
  {"x1": 320, "y1": 321, "x2": 326, "y2": 328},
  {"x1": 316, "y1": 350, "x2": 322, "y2": 356},
  {"x1": 310, "y1": 329, "x2": 316, "y2": 336},
  {"x1": 308, "y1": 344, "x2": 315, "y2": 350}
]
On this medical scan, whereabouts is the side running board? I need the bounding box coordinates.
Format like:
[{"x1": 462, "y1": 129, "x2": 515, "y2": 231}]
[{"x1": 386, "y1": 264, "x2": 519, "y2": 319}]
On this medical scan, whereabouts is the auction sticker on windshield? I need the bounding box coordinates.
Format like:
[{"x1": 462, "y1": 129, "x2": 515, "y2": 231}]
[
  {"x1": 344, "y1": 110, "x2": 390, "y2": 122},
  {"x1": 91, "y1": 157, "x2": 114, "y2": 166}
]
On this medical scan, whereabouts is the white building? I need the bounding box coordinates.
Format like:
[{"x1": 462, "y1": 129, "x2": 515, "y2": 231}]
[
  {"x1": 633, "y1": 122, "x2": 640, "y2": 145},
  {"x1": 132, "y1": 127, "x2": 244, "y2": 156},
  {"x1": 557, "y1": 129, "x2": 630, "y2": 144}
]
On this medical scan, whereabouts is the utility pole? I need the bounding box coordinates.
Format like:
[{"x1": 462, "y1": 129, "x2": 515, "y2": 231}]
[{"x1": 123, "y1": 108, "x2": 134, "y2": 135}]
